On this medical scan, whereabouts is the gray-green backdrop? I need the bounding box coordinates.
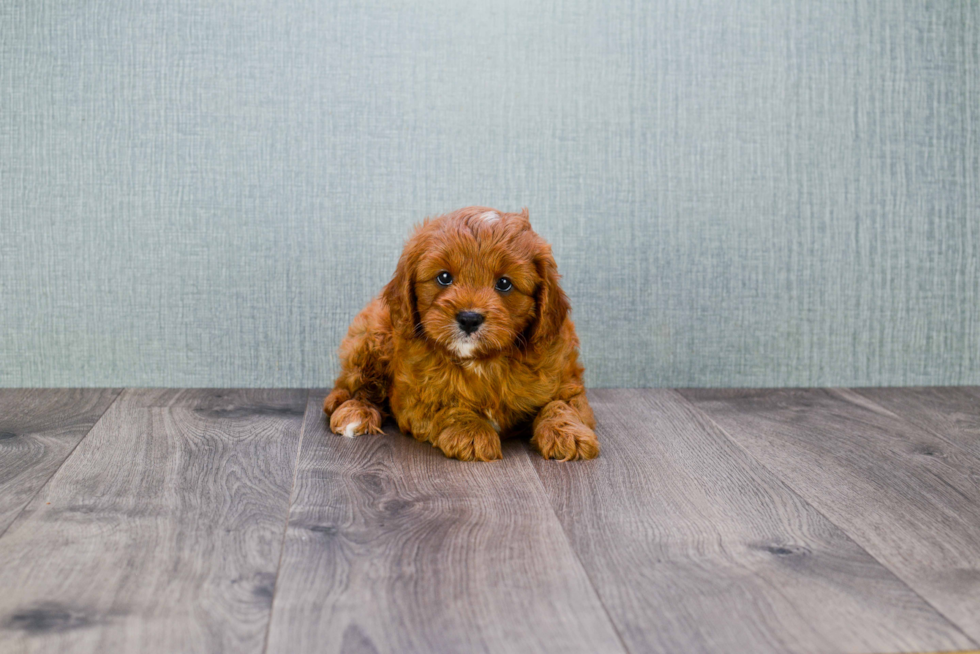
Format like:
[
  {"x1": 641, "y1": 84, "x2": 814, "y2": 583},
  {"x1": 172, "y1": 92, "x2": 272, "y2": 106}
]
[{"x1": 2, "y1": 1, "x2": 978, "y2": 388}]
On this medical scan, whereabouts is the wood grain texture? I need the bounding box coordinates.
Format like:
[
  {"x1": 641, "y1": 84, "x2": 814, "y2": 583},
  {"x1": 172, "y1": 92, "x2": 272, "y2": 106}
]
[
  {"x1": 0, "y1": 388, "x2": 307, "y2": 654},
  {"x1": 265, "y1": 390, "x2": 625, "y2": 654},
  {"x1": 531, "y1": 389, "x2": 974, "y2": 654},
  {"x1": 852, "y1": 387, "x2": 980, "y2": 460},
  {"x1": 680, "y1": 387, "x2": 980, "y2": 645},
  {"x1": 0, "y1": 389, "x2": 121, "y2": 534}
]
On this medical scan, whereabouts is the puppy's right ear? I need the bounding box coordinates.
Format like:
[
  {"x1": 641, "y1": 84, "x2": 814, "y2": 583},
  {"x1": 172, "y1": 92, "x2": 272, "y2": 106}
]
[{"x1": 383, "y1": 224, "x2": 426, "y2": 339}]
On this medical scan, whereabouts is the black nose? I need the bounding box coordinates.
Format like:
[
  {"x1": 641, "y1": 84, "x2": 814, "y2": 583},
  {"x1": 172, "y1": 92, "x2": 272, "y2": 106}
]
[{"x1": 456, "y1": 311, "x2": 485, "y2": 335}]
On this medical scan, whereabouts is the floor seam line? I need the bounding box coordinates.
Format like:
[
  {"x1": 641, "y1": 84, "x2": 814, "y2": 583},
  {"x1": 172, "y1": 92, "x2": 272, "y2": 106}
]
[
  {"x1": 0, "y1": 387, "x2": 126, "y2": 543},
  {"x1": 261, "y1": 388, "x2": 313, "y2": 654},
  {"x1": 848, "y1": 387, "x2": 980, "y2": 466},
  {"x1": 673, "y1": 388, "x2": 980, "y2": 651},
  {"x1": 523, "y1": 435, "x2": 634, "y2": 654}
]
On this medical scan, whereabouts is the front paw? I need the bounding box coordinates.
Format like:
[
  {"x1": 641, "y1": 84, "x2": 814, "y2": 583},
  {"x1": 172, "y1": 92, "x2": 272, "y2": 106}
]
[
  {"x1": 329, "y1": 399, "x2": 383, "y2": 438},
  {"x1": 532, "y1": 401, "x2": 600, "y2": 461},
  {"x1": 434, "y1": 420, "x2": 502, "y2": 462}
]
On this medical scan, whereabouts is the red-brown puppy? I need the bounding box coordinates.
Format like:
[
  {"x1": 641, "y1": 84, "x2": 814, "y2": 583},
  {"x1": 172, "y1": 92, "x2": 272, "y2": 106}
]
[{"x1": 323, "y1": 207, "x2": 598, "y2": 462}]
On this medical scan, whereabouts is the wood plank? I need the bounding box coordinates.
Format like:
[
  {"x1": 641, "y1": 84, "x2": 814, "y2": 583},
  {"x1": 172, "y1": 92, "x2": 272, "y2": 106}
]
[
  {"x1": 265, "y1": 390, "x2": 625, "y2": 654},
  {"x1": 680, "y1": 387, "x2": 980, "y2": 645},
  {"x1": 0, "y1": 389, "x2": 121, "y2": 534},
  {"x1": 0, "y1": 388, "x2": 307, "y2": 654},
  {"x1": 531, "y1": 388, "x2": 973, "y2": 654},
  {"x1": 852, "y1": 387, "x2": 980, "y2": 459}
]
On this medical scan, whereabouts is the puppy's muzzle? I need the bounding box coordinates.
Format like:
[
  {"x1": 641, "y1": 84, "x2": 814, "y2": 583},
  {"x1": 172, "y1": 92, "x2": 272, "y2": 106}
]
[{"x1": 456, "y1": 311, "x2": 485, "y2": 335}]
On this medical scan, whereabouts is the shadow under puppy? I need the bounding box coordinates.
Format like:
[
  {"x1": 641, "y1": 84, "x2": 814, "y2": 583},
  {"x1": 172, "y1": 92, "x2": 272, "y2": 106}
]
[{"x1": 323, "y1": 207, "x2": 599, "y2": 462}]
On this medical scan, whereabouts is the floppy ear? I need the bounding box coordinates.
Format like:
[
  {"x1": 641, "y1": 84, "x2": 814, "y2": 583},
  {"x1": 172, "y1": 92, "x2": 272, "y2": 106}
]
[
  {"x1": 383, "y1": 225, "x2": 425, "y2": 339},
  {"x1": 529, "y1": 241, "x2": 571, "y2": 346}
]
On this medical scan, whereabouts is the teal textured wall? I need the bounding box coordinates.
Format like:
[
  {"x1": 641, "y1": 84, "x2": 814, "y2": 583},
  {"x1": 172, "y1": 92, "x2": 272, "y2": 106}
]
[{"x1": 1, "y1": 1, "x2": 978, "y2": 388}]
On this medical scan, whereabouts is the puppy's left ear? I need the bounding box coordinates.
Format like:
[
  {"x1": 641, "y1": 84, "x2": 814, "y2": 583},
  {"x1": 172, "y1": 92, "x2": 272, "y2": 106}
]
[{"x1": 529, "y1": 240, "x2": 571, "y2": 346}]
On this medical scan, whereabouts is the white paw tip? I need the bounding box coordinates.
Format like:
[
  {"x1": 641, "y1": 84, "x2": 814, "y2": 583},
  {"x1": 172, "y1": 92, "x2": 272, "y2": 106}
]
[{"x1": 342, "y1": 421, "x2": 361, "y2": 438}]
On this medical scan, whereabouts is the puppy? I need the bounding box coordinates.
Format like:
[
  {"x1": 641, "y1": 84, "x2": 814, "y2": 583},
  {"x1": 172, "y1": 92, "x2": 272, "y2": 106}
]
[{"x1": 323, "y1": 207, "x2": 599, "y2": 462}]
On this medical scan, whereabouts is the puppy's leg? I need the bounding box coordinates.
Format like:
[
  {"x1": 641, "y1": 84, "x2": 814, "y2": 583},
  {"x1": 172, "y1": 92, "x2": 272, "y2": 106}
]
[
  {"x1": 324, "y1": 298, "x2": 390, "y2": 438},
  {"x1": 430, "y1": 407, "x2": 502, "y2": 462},
  {"x1": 531, "y1": 397, "x2": 600, "y2": 461}
]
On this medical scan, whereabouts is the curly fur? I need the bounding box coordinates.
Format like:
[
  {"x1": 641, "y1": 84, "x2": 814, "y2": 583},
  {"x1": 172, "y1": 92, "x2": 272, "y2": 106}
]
[{"x1": 323, "y1": 206, "x2": 599, "y2": 461}]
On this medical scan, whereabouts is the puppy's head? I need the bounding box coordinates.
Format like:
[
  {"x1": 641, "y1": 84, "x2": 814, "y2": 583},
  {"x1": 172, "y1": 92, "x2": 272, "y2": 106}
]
[{"x1": 383, "y1": 207, "x2": 569, "y2": 359}]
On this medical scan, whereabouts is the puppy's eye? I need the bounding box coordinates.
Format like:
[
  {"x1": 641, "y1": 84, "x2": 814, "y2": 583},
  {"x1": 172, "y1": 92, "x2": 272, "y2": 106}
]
[
  {"x1": 436, "y1": 271, "x2": 453, "y2": 286},
  {"x1": 495, "y1": 277, "x2": 513, "y2": 292}
]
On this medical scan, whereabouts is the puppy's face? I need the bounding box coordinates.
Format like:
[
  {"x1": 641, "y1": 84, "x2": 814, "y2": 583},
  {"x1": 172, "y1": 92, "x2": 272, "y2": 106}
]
[{"x1": 384, "y1": 207, "x2": 569, "y2": 359}]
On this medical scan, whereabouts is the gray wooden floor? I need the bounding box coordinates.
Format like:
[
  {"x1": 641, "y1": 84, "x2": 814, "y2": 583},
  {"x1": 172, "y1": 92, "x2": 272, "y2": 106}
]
[{"x1": 1, "y1": 388, "x2": 979, "y2": 654}]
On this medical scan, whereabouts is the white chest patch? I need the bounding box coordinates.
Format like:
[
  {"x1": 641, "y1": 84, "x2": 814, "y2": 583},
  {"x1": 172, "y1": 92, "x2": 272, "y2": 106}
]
[{"x1": 453, "y1": 341, "x2": 477, "y2": 358}]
